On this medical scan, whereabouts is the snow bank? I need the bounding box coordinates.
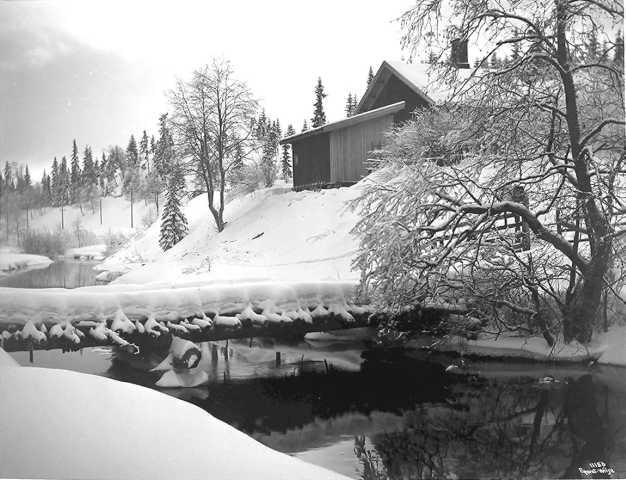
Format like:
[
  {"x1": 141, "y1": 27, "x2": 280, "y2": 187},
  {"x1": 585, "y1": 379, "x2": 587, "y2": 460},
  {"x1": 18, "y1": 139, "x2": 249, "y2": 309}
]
[
  {"x1": 0, "y1": 365, "x2": 349, "y2": 479},
  {"x1": 98, "y1": 181, "x2": 364, "y2": 286},
  {"x1": 415, "y1": 326, "x2": 626, "y2": 366},
  {"x1": 0, "y1": 280, "x2": 362, "y2": 327},
  {"x1": 0, "y1": 252, "x2": 53, "y2": 273},
  {"x1": 595, "y1": 325, "x2": 626, "y2": 366},
  {"x1": 64, "y1": 244, "x2": 107, "y2": 261}
]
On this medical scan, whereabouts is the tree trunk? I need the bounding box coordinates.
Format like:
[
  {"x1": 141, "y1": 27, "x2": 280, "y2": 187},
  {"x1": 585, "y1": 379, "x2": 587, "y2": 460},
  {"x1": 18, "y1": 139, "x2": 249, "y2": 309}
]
[{"x1": 563, "y1": 240, "x2": 612, "y2": 343}]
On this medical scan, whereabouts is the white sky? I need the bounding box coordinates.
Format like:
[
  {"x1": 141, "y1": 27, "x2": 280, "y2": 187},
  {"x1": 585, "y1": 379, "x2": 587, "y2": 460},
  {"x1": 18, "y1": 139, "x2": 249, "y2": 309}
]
[{"x1": 0, "y1": 0, "x2": 415, "y2": 177}]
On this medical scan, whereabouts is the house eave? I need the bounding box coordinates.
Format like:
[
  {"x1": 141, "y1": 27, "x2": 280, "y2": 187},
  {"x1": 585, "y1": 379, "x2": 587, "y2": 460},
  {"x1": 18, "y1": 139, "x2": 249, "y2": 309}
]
[{"x1": 280, "y1": 101, "x2": 406, "y2": 145}]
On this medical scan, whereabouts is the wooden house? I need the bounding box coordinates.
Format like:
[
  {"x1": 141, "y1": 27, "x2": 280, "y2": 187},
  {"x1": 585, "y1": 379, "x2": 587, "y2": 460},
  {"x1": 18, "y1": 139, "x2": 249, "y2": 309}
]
[{"x1": 281, "y1": 61, "x2": 437, "y2": 190}]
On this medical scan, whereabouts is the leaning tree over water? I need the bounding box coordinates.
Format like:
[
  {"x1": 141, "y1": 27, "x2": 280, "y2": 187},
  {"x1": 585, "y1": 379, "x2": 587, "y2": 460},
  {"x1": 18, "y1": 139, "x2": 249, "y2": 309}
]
[{"x1": 353, "y1": 0, "x2": 625, "y2": 343}]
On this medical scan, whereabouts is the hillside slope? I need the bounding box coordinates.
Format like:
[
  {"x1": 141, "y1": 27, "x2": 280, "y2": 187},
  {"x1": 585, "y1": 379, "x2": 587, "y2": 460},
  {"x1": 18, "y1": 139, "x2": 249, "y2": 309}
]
[
  {"x1": 99, "y1": 182, "x2": 365, "y2": 286},
  {"x1": 26, "y1": 196, "x2": 155, "y2": 239}
]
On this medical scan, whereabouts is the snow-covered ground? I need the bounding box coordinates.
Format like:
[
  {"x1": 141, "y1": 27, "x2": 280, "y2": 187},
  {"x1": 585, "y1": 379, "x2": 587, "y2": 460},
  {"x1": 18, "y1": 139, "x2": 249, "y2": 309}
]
[
  {"x1": 27, "y1": 196, "x2": 155, "y2": 238},
  {"x1": 64, "y1": 243, "x2": 107, "y2": 260},
  {"x1": 0, "y1": 353, "x2": 349, "y2": 480},
  {"x1": 98, "y1": 181, "x2": 361, "y2": 285},
  {"x1": 414, "y1": 325, "x2": 626, "y2": 366},
  {"x1": 0, "y1": 247, "x2": 53, "y2": 273}
]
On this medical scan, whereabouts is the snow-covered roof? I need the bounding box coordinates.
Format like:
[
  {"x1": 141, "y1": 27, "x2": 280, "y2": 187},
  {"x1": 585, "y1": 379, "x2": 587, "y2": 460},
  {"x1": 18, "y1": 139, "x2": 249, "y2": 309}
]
[
  {"x1": 356, "y1": 60, "x2": 439, "y2": 113},
  {"x1": 279, "y1": 101, "x2": 406, "y2": 144}
]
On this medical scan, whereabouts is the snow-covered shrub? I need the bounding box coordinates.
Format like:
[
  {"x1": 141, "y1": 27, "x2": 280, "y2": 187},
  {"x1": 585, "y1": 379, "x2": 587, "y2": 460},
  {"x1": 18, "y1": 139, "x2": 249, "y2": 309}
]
[
  {"x1": 19, "y1": 228, "x2": 71, "y2": 258},
  {"x1": 141, "y1": 205, "x2": 158, "y2": 228},
  {"x1": 103, "y1": 229, "x2": 129, "y2": 256}
]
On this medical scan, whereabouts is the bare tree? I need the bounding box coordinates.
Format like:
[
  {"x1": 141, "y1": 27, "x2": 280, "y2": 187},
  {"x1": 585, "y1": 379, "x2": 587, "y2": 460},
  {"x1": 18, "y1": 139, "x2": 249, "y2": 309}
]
[
  {"x1": 169, "y1": 59, "x2": 258, "y2": 232},
  {"x1": 354, "y1": 0, "x2": 625, "y2": 343}
]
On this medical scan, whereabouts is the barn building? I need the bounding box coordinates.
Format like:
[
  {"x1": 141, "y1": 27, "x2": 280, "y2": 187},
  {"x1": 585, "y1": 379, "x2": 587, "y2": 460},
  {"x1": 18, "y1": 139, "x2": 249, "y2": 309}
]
[{"x1": 281, "y1": 61, "x2": 438, "y2": 190}]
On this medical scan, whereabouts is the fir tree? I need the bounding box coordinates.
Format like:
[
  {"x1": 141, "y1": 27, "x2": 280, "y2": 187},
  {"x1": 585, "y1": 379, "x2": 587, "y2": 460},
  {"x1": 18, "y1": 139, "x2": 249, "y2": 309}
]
[
  {"x1": 24, "y1": 165, "x2": 31, "y2": 188},
  {"x1": 154, "y1": 114, "x2": 174, "y2": 180},
  {"x1": 82, "y1": 146, "x2": 97, "y2": 186},
  {"x1": 140, "y1": 130, "x2": 150, "y2": 172},
  {"x1": 99, "y1": 152, "x2": 109, "y2": 194},
  {"x1": 126, "y1": 135, "x2": 139, "y2": 167},
  {"x1": 59, "y1": 156, "x2": 70, "y2": 206},
  {"x1": 367, "y1": 66, "x2": 374, "y2": 87},
  {"x1": 260, "y1": 116, "x2": 280, "y2": 187},
  {"x1": 302, "y1": 120, "x2": 309, "y2": 132},
  {"x1": 345, "y1": 93, "x2": 354, "y2": 117},
  {"x1": 124, "y1": 134, "x2": 140, "y2": 196},
  {"x1": 70, "y1": 140, "x2": 81, "y2": 203},
  {"x1": 159, "y1": 165, "x2": 188, "y2": 251},
  {"x1": 281, "y1": 124, "x2": 296, "y2": 179},
  {"x1": 42, "y1": 170, "x2": 51, "y2": 205},
  {"x1": 255, "y1": 110, "x2": 268, "y2": 139},
  {"x1": 50, "y1": 157, "x2": 59, "y2": 205},
  {"x1": 4, "y1": 161, "x2": 12, "y2": 190},
  {"x1": 311, "y1": 77, "x2": 327, "y2": 128},
  {"x1": 229, "y1": 139, "x2": 245, "y2": 183},
  {"x1": 345, "y1": 93, "x2": 359, "y2": 117}
]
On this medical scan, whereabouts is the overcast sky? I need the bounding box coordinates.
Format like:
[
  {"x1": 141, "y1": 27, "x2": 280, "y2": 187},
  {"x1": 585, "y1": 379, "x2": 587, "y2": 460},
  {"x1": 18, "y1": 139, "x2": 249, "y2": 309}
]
[{"x1": 0, "y1": 0, "x2": 415, "y2": 178}]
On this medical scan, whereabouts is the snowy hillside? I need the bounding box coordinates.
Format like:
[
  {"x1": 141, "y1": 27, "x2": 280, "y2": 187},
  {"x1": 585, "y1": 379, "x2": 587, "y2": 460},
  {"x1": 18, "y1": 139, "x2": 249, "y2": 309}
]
[
  {"x1": 27, "y1": 196, "x2": 156, "y2": 238},
  {"x1": 98, "y1": 181, "x2": 364, "y2": 286}
]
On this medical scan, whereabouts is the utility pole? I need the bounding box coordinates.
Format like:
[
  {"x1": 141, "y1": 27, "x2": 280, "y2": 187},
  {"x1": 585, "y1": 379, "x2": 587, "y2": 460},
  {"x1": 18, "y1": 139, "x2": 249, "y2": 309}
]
[{"x1": 61, "y1": 205, "x2": 64, "y2": 230}]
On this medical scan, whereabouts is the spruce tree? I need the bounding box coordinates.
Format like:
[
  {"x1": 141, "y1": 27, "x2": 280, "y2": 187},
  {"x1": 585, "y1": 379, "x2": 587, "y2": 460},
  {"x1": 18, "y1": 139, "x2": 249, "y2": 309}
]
[
  {"x1": 124, "y1": 134, "x2": 140, "y2": 196},
  {"x1": 70, "y1": 140, "x2": 81, "y2": 203},
  {"x1": 82, "y1": 146, "x2": 97, "y2": 185},
  {"x1": 260, "y1": 116, "x2": 280, "y2": 187},
  {"x1": 367, "y1": 66, "x2": 374, "y2": 87},
  {"x1": 140, "y1": 130, "x2": 150, "y2": 172},
  {"x1": 99, "y1": 152, "x2": 107, "y2": 193},
  {"x1": 302, "y1": 120, "x2": 309, "y2": 132},
  {"x1": 59, "y1": 156, "x2": 70, "y2": 206},
  {"x1": 23, "y1": 165, "x2": 31, "y2": 188},
  {"x1": 345, "y1": 93, "x2": 353, "y2": 117},
  {"x1": 311, "y1": 77, "x2": 327, "y2": 128},
  {"x1": 126, "y1": 135, "x2": 139, "y2": 167},
  {"x1": 41, "y1": 170, "x2": 51, "y2": 205},
  {"x1": 281, "y1": 124, "x2": 296, "y2": 179},
  {"x1": 154, "y1": 114, "x2": 174, "y2": 180},
  {"x1": 4, "y1": 161, "x2": 12, "y2": 190},
  {"x1": 159, "y1": 165, "x2": 188, "y2": 251},
  {"x1": 50, "y1": 157, "x2": 59, "y2": 205}
]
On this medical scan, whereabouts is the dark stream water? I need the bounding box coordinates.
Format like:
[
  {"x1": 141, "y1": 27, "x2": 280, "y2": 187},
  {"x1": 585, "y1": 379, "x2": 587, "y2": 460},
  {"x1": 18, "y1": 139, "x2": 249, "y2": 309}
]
[
  {"x1": 5, "y1": 262, "x2": 626, "y2": 479},
  {"x1": 0, "y1": 259, "x2": 99, "y2": 288}
]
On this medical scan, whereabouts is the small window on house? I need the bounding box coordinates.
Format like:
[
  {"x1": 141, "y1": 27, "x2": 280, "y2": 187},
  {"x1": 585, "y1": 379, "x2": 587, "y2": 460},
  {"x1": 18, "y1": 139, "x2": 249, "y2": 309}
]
[{"x1": 293, "y1": 153, "x2": 299, "y2": 166}]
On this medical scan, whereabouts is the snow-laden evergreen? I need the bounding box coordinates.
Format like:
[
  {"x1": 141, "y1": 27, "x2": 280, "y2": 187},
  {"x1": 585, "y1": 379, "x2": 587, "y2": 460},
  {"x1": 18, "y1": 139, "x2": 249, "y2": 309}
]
[
  {"x1": 159, "y1": 166, "x2": 188, "y2": 251},
  {"x1": 311, "y1": 77, "x2": 327, "y2": 128}
]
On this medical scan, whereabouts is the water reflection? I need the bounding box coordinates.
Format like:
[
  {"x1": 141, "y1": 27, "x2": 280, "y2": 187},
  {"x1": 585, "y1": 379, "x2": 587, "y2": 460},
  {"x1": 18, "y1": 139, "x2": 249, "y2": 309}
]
[
  {"x1": 9, "y1": 342, "x2": 626, "y2": 479},
  {"x1": 354, "y1": 372, "x2": 624, "y2": 479},
  {"x1": 0, "y1": 260, "x2": 99, "y2": 288}
]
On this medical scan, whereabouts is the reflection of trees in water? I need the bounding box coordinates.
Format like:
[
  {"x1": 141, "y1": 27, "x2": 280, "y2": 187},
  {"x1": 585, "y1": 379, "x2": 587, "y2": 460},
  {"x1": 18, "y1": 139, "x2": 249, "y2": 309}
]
[{"x1": 356, "y1": 375, "x2": 613, "y2": 480}]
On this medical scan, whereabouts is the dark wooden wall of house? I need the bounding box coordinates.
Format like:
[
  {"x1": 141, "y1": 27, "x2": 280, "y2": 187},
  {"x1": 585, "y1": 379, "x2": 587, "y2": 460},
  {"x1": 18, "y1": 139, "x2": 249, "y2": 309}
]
[
  {"x1": 370, "y1": 76, "x2": 430, "y2": 123},
  {"x1": 292, "y1": 134, "x2": 331, "y2": 189},
  {"x1": 329, "y1": 114, "x2": 394, "y2": 183}
]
